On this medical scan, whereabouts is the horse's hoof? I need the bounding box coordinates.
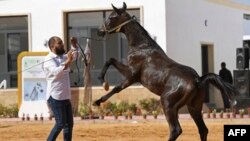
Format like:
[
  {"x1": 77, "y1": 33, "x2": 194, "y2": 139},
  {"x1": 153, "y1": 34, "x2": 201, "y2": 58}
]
[
  {"x1": 93, "y1": 100, "x2": 101, "y2": 107},
  {"x1": 103, "y1": 81, "x2": 109, "y2": 91}
]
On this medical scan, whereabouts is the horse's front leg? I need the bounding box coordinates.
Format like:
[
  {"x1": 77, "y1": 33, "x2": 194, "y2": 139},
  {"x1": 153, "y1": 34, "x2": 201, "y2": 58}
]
[
  {"x1": 98, "y1": 57, "x2": 131, "y2": 90},
  {"x1": 94, "y1": 79, "x2": 132, "y2": 106}
]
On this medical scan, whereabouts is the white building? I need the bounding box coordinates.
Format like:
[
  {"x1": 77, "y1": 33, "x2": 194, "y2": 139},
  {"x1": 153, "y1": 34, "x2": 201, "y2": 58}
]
[{"x1": 0, "y1": 0, "x2": 250, "y2": 107}]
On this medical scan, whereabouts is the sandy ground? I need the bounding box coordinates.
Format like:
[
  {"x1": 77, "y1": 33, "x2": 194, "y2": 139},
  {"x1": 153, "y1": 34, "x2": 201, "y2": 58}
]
[{"x1": 0, "y1": 115, "x2": 249, "y2": 141}]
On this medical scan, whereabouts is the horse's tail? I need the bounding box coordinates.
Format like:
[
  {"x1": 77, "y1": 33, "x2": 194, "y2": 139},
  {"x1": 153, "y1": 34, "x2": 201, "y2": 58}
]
[{"x1": 198, "y1": 73, "x2": 237, "y2": 107}]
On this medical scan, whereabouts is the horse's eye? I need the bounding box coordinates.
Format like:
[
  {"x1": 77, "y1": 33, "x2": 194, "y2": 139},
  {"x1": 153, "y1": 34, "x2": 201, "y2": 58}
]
[
  {"x1": 109, "y1": 13, "x2": 119, "y2": 19},
  {"x1": 109, "y1": 16, "x2": 117, "y2": 20}
]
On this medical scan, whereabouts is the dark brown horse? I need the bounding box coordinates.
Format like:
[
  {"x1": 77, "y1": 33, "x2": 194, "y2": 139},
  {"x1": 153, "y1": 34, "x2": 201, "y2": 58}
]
[{"x1": 94, "y1": 2, "x2": 237, "y2": 141}]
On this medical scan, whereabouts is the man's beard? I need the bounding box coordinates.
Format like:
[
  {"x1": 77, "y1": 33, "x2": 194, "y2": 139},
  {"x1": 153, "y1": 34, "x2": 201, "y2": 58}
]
[{"x1": 55, "y1": 47, "x2": 65, "y2": 55}]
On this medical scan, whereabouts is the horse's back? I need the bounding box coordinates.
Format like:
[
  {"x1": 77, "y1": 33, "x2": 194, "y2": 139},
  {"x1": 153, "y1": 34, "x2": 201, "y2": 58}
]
[{"x1": 133, "y1": 47, "x2": 200, "y2": 95}]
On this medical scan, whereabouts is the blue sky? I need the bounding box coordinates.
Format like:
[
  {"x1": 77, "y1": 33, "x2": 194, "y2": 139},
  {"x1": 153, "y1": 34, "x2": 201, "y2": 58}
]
[{"x1": 231, "y1": 0, "x2": 250, "y2": 5}]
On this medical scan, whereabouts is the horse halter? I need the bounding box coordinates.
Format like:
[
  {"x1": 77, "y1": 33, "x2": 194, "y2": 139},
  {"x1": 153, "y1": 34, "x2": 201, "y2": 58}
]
[{"x1": 102, "y1": 16, "x2": 136, "y2": 34}]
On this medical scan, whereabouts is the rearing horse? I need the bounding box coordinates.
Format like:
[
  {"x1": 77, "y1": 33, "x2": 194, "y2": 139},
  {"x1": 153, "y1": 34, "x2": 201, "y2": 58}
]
[{"x1": 94, "y1": 2, "x2": 237, "y2": 141}]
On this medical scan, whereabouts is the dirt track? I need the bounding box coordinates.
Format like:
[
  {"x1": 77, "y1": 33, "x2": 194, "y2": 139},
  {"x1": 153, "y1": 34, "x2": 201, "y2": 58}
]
[{"x1": 0, "y1": 116, "x2": 249, "y2": 141}]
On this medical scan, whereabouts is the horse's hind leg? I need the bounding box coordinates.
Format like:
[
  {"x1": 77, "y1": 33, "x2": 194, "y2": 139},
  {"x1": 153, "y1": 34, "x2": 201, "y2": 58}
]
[
  {"x1": 161, "y1": 95, "x2": 183, "y2": 141},
  {"x1": 187, "y1": 90, "x2": 208, "y2": 141}
]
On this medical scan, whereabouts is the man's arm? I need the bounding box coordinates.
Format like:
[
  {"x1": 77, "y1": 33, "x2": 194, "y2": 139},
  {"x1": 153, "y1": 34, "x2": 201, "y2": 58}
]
[{"x1": 43, "y1": 51, "x2": 73, "y2": 78}]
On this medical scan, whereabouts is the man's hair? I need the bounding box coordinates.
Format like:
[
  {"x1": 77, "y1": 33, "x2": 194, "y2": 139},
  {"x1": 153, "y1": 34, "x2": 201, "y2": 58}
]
[{"x1": 48, "y1": 36, "x2": 59, "y2": 49}]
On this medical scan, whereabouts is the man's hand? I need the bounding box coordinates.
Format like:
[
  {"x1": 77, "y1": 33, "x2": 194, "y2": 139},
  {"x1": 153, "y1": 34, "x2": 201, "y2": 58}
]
[
  {"x1": 70, "y1": 37, "x2": 78, "y2": 48},
  {"x1": 63, "y1": 50, "x2": 74, "y2": 70},
  {"x1": 67, "y1": 50, "x2": 74, "y2": 62}
]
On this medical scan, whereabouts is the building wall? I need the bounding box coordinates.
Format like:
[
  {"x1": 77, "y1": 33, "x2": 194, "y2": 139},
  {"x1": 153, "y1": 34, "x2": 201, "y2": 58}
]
[
  {"x1": 166, "y1": 0, "x2": 243, "y2": 75},
  {"x1": 1, "y1": 0, "x2": 249, "y2": 109},
  {"x1": 1, "y1": 0, "x2": 247, "y2": 77},
  {"x1": 0, "y1": 0, "x2": 167, "y2": 110},
  {"x1": 0, "y1": 0, "x2": 167, "y2": 52},
  {"x1": 165, "y1": 0, "x2": 250, "y2": 107}
]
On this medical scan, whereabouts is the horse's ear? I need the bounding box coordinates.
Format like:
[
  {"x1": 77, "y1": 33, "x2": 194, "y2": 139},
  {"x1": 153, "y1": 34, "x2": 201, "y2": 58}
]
[
  {"x1": 112, "y1": 4, "x2": 121, "y2": 15},
  {"x1": 122, "y1": 2, "x2": 127, "y2": 11}
]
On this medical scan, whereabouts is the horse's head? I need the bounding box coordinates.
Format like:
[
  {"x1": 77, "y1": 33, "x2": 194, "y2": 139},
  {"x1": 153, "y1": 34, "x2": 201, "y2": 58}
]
[{"x1": 98, "y1": 2, "x2": 132, "y2": 37}]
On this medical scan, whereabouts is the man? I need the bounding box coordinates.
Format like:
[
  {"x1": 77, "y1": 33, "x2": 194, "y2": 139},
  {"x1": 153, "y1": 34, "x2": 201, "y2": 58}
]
[
  {"x1": 219, "y1": 62, "x2": 233, "y2": 109},
  {"x1": 43, "y1": 36, "x2": 75, "y2": 141}
]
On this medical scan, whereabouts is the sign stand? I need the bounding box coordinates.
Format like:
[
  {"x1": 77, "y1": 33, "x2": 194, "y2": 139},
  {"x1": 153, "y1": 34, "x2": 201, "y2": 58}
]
[{"x1": 17, "y1": 52, "x2": 50, "y2": 118}]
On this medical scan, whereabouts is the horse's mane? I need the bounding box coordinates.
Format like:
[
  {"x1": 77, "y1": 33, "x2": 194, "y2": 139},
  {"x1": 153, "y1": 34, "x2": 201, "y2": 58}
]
[
  {"x1": 128, "y1": 16, "x2": 167, "y2": 56},
  {"x1": 132, "y1": 18, "x2": 158, "y2": 46}
]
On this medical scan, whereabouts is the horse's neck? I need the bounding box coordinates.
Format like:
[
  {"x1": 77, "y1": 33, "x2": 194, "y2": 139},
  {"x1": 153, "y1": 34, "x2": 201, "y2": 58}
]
[
  {"x1": 123, "y1": 22, "x2": 156, "y2": 47},
  {"x1": 123, "y1": 22, "x2": 176, "y2": 63}
]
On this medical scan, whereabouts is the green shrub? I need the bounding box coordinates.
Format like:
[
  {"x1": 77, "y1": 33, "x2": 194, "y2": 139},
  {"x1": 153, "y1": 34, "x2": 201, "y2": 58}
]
[
  {"x1": 103, "y1": 101, "x2": 117, "y2": 116},
  {"x1": 117, "y1": 101, "x2": 129, "y2": 115},
  {"x1": 0, "y1": 104, "x2": 18, "y2": 118},
  {"x1": 78, "y1": 103, "x2": 91, "y2": 117},
  {"x1": 139, "y1": 98, "x2": 161, "y2": 114},
  {"x1": 128, "y1": 103, "x2": 137, "y2": 115}
]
